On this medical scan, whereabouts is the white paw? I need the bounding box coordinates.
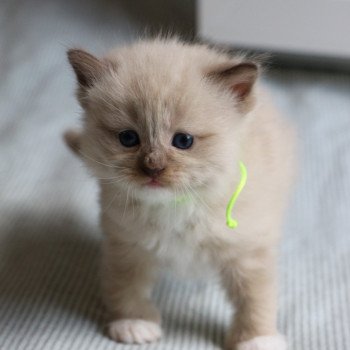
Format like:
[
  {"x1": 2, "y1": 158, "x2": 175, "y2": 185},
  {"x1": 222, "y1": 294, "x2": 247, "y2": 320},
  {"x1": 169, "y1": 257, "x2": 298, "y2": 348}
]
[
  {"x1": 108, "y1": 319, "x2": 162, "y2": 344},
  {"x1": 236, "y1": 335, "x2": 287, "y2": 350}
]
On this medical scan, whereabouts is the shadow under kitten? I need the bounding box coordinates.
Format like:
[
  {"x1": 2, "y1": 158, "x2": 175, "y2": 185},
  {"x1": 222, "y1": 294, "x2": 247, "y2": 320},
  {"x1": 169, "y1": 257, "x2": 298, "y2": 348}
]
[{"x1": 0, "y1": 208, "x2": 227, "y2": 348}]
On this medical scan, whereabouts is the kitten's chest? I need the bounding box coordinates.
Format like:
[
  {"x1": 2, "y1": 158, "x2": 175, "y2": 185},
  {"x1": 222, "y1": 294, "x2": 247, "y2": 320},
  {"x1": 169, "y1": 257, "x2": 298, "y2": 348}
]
[{"x1": 136, "y1": 203, "x2": 213, "y2": 275}]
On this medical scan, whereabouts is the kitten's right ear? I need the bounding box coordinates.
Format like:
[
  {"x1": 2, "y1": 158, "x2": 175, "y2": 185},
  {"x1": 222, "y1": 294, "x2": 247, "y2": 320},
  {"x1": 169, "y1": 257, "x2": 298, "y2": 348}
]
[{"x1": 67, "y1": 49, "x2": 105, "y2": 89}]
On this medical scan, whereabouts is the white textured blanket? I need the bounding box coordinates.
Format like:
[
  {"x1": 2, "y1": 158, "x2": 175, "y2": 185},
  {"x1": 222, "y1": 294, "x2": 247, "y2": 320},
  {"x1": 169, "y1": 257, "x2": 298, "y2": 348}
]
[{"x1": 1, "y1": 1, "x2": 350, "y2": 349}]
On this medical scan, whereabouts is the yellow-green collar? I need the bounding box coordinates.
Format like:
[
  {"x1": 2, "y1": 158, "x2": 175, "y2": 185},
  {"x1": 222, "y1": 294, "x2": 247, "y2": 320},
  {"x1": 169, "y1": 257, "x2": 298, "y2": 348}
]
[
  {"x1": 174, "y1": 161, "x2": 247, "y2": 229},
  {"x1": 226, "y1": 161, "x2": 247, "y2": 229}
]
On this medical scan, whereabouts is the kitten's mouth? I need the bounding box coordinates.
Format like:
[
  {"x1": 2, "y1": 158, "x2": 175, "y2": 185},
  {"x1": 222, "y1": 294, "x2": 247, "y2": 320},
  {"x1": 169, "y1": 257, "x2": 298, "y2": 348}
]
[{"x1": 145, "y1": 179, "x2": 163, "y2": 188}]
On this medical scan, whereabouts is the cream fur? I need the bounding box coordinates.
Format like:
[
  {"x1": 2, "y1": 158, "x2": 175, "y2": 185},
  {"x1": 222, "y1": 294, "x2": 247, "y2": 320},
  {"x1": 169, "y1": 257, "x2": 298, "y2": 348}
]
[
  {"x1": 236, "y1": 335, "x2": 287, "y2": 350},
  {"x1": 65, "y1": 38, "x2": 295, "y2": 349},
  {"x1": 108, "y1": 319, "x2": 162, "y2": 344}
]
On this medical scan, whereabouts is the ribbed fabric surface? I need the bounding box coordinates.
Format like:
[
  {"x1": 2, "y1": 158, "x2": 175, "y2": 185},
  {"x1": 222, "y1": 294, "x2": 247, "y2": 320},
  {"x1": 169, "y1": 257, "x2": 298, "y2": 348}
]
[{"x1": 1, "y1": 1, "x2": 350, "y2": 349}]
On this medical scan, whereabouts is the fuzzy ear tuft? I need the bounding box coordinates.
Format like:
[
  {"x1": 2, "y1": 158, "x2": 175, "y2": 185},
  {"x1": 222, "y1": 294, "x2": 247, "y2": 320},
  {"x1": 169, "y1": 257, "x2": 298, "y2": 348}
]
[
  {"x1": 63, "y1": 129, "x2": 81, "y2": 156},
  {"x1": 219, "y1": 62, "x2": 258, "y2": 100},
  {"x1": 209, "y1": 62, "x2": 259, "y2": 113},
  {"x1": 67, "y1": 49, "x2": 105, "y2": 88}
]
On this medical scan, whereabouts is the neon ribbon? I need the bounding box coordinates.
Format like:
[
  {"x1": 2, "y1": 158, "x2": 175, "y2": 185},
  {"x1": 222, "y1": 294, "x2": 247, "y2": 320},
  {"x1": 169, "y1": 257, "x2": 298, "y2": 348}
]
[{"x1": 226, "y1": 161, "x2": 247, "y2": 229}]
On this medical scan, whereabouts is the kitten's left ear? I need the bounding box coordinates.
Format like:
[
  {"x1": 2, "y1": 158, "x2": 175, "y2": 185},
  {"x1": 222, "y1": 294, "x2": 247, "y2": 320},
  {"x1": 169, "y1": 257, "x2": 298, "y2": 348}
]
[
  {"x1": 209, "y1": 62, "x2": 259, "y2": 113},
  {"x1": 67, "y1": 49, "x2": 106, "y2": 89}
]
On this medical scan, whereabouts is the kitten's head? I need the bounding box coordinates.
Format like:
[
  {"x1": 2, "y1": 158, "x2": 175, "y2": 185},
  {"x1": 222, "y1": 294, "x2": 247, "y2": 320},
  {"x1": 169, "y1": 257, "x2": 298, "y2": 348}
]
[{"x1": 66, "y1": 39, "x2": 259, "y2": 203}]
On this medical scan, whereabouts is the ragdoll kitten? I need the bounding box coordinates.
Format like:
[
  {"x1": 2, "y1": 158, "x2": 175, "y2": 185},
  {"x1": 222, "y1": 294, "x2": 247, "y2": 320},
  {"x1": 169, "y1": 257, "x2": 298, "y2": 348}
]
[{"x1": 64, "y1": 38, "x2": 294, "y2": 350}]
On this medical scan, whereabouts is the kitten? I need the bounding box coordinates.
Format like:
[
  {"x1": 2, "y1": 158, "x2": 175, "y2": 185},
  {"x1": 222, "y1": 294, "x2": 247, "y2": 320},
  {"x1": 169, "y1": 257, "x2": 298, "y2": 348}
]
[{"x1": 64, "y1": 38, "x2": 295, "y2": 350}]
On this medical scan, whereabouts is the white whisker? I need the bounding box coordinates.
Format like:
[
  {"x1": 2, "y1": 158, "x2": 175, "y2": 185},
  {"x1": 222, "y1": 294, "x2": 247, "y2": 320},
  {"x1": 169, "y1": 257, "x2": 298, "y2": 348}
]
[
  {"x1": 174, "y1": 187, "x2": 177, "y2": 225},
  {"x1": 184, "y1": 182, "x2": 214, "y2": 215},
  {"x1": 99, "y1": 175, "x2": 129, "y2": 185},
  {"x1": 131, "y1": 187, "x2": 136, "y2": 219},
  {"x1": 78, "y1": 150, "x2": 123, "y2": 169},
  {"x1": 122, "y1": 183, "x2": 131, "y2": 219},
  {"x1": 102, "y1": 190, "x2": 120, "y2": 213}
]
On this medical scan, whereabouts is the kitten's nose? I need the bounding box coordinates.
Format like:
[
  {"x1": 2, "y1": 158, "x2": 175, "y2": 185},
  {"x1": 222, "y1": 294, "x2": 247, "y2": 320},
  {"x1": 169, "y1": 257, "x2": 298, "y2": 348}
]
[
  {"x1": 141, "y1": 166, "x2": 165, "y2": 178},
  {"x1": 141, "y1": 151, "x2": 166, "y2": 178}
]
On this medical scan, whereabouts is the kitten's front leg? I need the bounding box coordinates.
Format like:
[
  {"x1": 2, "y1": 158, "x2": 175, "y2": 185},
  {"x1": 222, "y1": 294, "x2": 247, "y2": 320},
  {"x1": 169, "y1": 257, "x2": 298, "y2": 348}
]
[
  {"x1": 101, "y1": 237, "x2": 161, "y2": 344},
  {"x1": 220, "y1": 249, "x2": 286, "y2": 350}
]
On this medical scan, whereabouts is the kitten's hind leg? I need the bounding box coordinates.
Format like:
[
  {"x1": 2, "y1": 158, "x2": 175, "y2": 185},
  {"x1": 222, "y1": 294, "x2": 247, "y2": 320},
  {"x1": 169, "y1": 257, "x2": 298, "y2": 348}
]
[{"x1": 101, "y1": 238, "x2": 161, "y2": 344}]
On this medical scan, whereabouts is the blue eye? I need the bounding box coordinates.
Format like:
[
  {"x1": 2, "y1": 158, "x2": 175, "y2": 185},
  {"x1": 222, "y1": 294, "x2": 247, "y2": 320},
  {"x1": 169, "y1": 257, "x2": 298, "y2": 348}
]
[
  {"x1": 118, "y1": 130, "x2": 140, "y2": 147},
  {"x1": 172, "y1": 133, "x2": 194, "y2": 150}
]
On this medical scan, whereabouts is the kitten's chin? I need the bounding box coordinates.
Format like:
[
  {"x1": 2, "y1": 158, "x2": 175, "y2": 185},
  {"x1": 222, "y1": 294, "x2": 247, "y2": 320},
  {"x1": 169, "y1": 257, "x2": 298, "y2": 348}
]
[{"x1": 135, "y1": 185, "x2": 175, "y2": 204}]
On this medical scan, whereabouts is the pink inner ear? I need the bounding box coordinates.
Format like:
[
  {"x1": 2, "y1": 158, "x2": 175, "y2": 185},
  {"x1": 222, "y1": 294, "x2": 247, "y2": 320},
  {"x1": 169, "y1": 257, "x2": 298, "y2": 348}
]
[{"x1": 231, "y1": 82, "x2": 252, "y2": 100}]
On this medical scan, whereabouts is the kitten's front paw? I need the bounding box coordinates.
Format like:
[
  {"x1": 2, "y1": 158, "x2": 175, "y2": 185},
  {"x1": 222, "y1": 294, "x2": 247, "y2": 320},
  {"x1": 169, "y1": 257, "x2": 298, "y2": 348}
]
[
  {"x1": 236, "y1": 335, "x2": 287, "y2": 350},
  {"x1": 108, "y1": 319, "x2": 162, "y2": 344}
]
